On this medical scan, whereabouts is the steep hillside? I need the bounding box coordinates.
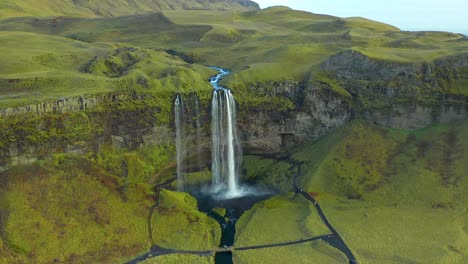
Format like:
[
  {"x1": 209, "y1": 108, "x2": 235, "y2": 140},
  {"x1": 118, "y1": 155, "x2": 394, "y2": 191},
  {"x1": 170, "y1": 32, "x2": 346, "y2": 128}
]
[
  {"x1": 0, "y1": 31, "x2": 215, "y2": 107},
  {"x1": 0, "y1": 0, "x2": 259, "y2": 18},
  {"x1": 1, "y1": 6, "x2": 466, "y2": 95},
  {"x1": 241, "y1": 118, "x2": 468, "y2": 263}
]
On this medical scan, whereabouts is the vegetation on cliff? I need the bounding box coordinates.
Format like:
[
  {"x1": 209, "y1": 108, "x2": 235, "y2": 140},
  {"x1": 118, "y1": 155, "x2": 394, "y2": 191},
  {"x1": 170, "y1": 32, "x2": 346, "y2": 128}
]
[
  {"x1": 0, "y1": 2, "x2": 467, "y2": 263},
  {"x1": 241, "y1": 118, "x2": 468, "y2": 263},
  {"x1": 0, "y1": 5, "x2": 467, "y2": 114},
  {"x1": 0, "y1": 156, "x2": 154, "y2": 263},
  {"x1": 0, "y1": 0, "x2": 259, "y2": 18},
  {"x1": 150, "y1": 189, "x2": 221, "y2": 250},
  {"x1": 0, "y1": 156, "x2": 220, "y2": 263}
]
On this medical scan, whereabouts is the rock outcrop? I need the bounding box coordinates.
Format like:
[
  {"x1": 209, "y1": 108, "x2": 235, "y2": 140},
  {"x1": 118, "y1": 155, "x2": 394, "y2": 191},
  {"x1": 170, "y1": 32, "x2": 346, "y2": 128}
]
[{"x1": 1, "y1": 50, "x2": 467, "y2": 173}]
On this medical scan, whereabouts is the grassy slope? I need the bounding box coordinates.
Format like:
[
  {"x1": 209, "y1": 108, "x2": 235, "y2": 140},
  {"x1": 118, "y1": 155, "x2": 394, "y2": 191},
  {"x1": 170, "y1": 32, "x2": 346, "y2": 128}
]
[
  {"x1": 0, "y1": 0, "x2": 259, "y2": 18},
  {"x1": 0, "y1": 30, "x2": 215, "y2": 107},
  {"x1": 164, "y1": 7, "x2": 468, "y2": 87},
  {"x1": 238, "y1": 119, "x2": 467, "y2": 263},
  {"x1": 150, "y1": 189, "x2": 221, "y2": 251},
  {"x1": 287, "y1": 118, "x2": 468, "y2": 263},
  {"x1": 234, "y1": 194, "x2": 347, "y2": 263},
  {"x1": 0, "y1": 157, "x2": 154, "y2": 263},
  {"x1": 0, "y1": 156, "x2": 220, "y2": 263},
  {"x1": 0, "y1": 6, "x2": 467, "y2": 106}
]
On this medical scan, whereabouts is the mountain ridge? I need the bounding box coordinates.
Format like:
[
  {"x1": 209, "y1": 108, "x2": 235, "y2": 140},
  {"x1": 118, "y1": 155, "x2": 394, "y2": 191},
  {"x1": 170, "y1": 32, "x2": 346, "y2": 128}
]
[{"x1": 0, "y1": 0, "x2": 260, "y2": 18}]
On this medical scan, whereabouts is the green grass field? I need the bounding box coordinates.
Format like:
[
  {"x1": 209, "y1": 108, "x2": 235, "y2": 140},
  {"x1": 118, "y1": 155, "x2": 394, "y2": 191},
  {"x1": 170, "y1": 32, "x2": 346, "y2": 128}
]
[
  {"x1": 0, "y1": 157, "x2": 154, "y2": 263},
  {"x1": 0, "y1": 156, "x2": 221, "y2": 263},
  {"x1": 0, "y1": 0, "x2": 258, "y2": 19},
  {"x1": 0, "y1": 30, "x2": 215, "y2": 107},
  {"x1": 237, "y1": 118, "x2": 468, "y2": 263},
  {"x1": 0, "y1": 2, "x2": 467, "y2": 263},
  {"x1": 0, "y1": 5, "x2": 467, "y2": 107}
]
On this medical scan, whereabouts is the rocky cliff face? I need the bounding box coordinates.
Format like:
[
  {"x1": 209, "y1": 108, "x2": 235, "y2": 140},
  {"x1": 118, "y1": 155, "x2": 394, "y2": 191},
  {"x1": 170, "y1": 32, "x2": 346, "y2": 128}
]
[
  {"x1": 237, "y1": 50, "x2": 467, "y2": 152},
  {"x1": 238, "y1": 81, "x2": 351, "y2": 154},
  {"x1": 0, "y1": 93, "x2": 143, "y2": 117},
  {"x1": 322, "y1": 50, "x2": 468, "y2": 127},
  {"x1": 1, "y1": 50, "x2": 467, "y2": 173}
]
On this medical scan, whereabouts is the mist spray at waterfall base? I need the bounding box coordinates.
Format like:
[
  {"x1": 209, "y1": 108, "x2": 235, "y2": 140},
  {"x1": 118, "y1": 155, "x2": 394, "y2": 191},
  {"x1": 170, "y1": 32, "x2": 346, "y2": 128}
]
[
  {"x1": 174, "y1": 67, "x2": 271, "y2": 200},
  {"x1": 208, "y1": 67, "x2": 256, "y2": 200},
  {"x1": 173, "y1": 68, "x2": 276, "y2": 264}
]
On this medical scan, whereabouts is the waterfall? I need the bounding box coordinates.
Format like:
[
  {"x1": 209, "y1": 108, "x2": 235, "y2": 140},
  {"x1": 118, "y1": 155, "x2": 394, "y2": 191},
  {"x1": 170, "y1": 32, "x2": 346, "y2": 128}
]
[
  {"x1": 210, "y1": 67, "x2": 242, "y2": 197},
  {"x1": 172, "y1": 67, "x2": 243, "y2": 197},
  {"x1": 194, "y1": 94, "x2": 203, "y2": 169},
  {"x1": 175, "y1": 94, "x2": 185, "y2": 192}
]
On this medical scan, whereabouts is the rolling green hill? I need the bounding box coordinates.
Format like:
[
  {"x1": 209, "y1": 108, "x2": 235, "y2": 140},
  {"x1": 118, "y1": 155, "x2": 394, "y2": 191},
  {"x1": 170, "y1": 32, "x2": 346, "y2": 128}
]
[
  {"x1": 0, "y1": 0, "x2": 259, "y2": 18},
  {"x1": 0, "y1": 31, "x2": 215, "y2": 107},
  {"x1": 0, "y1": 5, "x2": 467, "y2": 108},
  {"x1": 0, "y1": 2, "x2": 467, "y2": 264}
]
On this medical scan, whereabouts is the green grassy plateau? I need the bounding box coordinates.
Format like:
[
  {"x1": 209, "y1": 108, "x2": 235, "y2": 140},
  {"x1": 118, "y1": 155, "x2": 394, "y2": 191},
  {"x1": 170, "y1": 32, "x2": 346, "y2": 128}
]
[
  {"x1": 240, "y1": 118, "x2": 468, "y2": 263},
  {"x1": 0, "y1": 0, "x2": 259, "y2": 18},
  {"x1": 0, "y1": 6, "x2": 467, "y2": 106},
  {"x1": 0, "y1": 1, "x2": 467, "y2": 264}
]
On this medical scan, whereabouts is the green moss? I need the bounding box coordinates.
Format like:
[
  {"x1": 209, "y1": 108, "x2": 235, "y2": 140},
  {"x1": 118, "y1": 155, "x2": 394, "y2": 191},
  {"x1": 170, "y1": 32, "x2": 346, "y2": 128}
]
[
  {"x1": 213, "y1": 208, "x2": 226, "y2": 217},
  {"x1": 151, "y1": 189, "x2": 221, "y2": 251},
  {"x1": 235, "y1": 195, "x2": 330, "y2": 247},
  {"x1": 242, "y1": 155, "x2": 295, "y2": 192},
  {"x1": 296, "y1": 119, "x2": 468, "y2": 204},
  {"x1": 311, "y1": 71, "x2": 352, "y2": 99},
  {"x1": 184, "y1": 170, "x2": 213, "y2": 186},
  {"x1": 95, "y1": 142, "x2": 176, "y2": 184},
  {"x1": 434, "y1": 65, "x2": 468, "y2": 95},
  {"x1": 0, "y1": 158, "x2": 154, "y2": 263}
]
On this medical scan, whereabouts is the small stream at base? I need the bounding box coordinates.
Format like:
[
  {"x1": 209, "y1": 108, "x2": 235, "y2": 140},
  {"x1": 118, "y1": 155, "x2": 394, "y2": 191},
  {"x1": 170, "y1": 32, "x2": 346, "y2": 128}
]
[{"x1": 193, "y1": 189, "x2": 275, "y2": 264}]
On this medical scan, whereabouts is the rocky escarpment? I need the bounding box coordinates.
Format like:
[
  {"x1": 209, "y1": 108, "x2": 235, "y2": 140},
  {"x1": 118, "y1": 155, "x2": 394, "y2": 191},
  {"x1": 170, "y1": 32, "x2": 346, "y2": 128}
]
[
  {"x1": 237, "y1": 81, "x2": 352, "y2": 154},
  {"x1": 236, "y1": 50, "x2": 468, "y2": 153},
  {"x1": 322, "y1": 50, "x2": 467, "y2": 129},
  {"x1": 0, "y1": 93, "x2": 139, "y2": 117},
  {"x1": 0, "y1": 90, "x2": 212, "y2": 177},
  {"x1": 1, "y1": 50, "x2": 468, "y2": 174}
]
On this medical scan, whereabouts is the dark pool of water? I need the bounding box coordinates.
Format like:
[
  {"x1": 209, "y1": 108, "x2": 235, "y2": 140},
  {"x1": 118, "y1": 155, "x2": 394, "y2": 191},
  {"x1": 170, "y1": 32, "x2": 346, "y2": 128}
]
[{"x1": 192, "y1": 187, "x2": 276, "y2": 264}]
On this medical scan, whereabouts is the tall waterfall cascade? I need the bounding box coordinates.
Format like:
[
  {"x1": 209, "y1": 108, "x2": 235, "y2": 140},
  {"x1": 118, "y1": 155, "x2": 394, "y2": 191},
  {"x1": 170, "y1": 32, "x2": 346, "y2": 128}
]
[
  {"x1": 194, "y1": 94, "x2": 203, "y2": 169},
  {"x1": 172, "y1": 67, "x2": 244, "y2": 198},
  {"x1": 210, "y1": 67, "x2": 242, "y2": 197},
  {"x1": 174, "y1": 94, "x2": 185, "y2": 192}
]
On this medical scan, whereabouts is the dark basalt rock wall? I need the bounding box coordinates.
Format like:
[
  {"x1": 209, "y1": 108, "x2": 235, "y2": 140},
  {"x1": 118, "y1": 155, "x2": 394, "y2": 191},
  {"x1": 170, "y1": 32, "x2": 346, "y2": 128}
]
[{"x1": 1, "y1": 50, "x2": 467, "y2": 172}]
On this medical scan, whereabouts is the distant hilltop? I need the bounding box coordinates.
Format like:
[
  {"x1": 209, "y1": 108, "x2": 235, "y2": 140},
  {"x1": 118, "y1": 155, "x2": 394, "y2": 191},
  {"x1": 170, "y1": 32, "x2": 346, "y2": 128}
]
[{"x1": 0, "y1": 0, "x2": 260, "y2": 18}]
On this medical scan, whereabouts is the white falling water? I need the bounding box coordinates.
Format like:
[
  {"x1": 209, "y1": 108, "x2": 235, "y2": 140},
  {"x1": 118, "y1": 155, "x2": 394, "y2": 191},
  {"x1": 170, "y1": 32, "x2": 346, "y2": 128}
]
[
  {"x1": 194, "y1": 94, "x2": 203, "y2": 169},
  {"x1": 210, "y1": 67, "x2": 242, "y2": 197},
  {"x1": 174, "y1": 94, "x2": 185, "y2": 192}
]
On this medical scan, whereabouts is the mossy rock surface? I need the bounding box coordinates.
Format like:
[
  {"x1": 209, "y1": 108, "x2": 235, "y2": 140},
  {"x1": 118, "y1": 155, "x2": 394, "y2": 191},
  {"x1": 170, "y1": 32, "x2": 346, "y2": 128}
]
[
  {"x1": 235, "y1": 195, "x2": 330, "y2": 247},
  {"x1": 0, "y1": 157, "x2": 154, "y2": 263},
  {"x1": 151, "y1": 189, "x2": 221, "y2": 251},
  {"x1": 295, "y1": 119, "x2": 468, "y2": 205},
  {"x1": 242, "y1": 155, "x2": 295, "y2": 192},
  {"x1": 286, "y1": 118, "x2": 468, "y2": 263}
]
